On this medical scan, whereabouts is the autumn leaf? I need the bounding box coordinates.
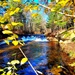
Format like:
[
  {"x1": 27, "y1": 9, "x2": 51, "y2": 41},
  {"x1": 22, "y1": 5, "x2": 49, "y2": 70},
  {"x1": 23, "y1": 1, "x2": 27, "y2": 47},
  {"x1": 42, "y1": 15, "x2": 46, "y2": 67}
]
[
  {"x1": 7, "y1": 34, "x2": 18, "y2": 41},
  {"x1": 32, "y1": 6, "x2": 39, "y2": 10},
  {"x1": 3, "y1": 2, "x2": 8, "y2": 7},
  {"x1": 20, "y1": 58, "x2": 28, "y2": 65},
  {"x1": 11, "y1": 60, "x2": 20, "y2": 65},
  {"x1": 13, "y1": 34, "x2": 18, "y2": 38},
  {"x1": 6, "y1": 70, "x2": 11, "y2": 75},
  {"x1": 11, "y1": 22, "x2": 18, "y2": 26},
  {"x1": 7, "y1": 36, "x2": 14, "y2": 40},
  {"x1": 31, "y1": 13, "x2": 39, "y2": 18},
  {"x1": 24, "y1": 6, "x2": 30, "y2": 12},
  {"x1": 51, "y1": 7, "x2": 55, "y2": 12},
  {"x1": 14, "y1": 8, "x2": 20, "y2": 13},
  {"x1": 4, "y1": 40, "x2": 10, "y2": 45},
  {"x1": 2, "y1": 30, "x2": 13, "y2": 34},
  {"x1": 13, "y1": 0, "x2": 21, "y2": 3},
  {"x1": 6, "y1": 24, "x2": 13, "y2": 30},
  {"x1": 58, "y1": 0, "x2": 69, "y2": 7},
  {"x1": 12, "y1": 40, "x2": 19, "y2": 46},
  {"x1": 9, "y1": 11, "x2": 15, "y2": 16},
  {"x1": 11, "y1": 22, "x2": 23, "y2": 26},
  {"x1": 0, "y1": 69, "x2": 4, "y2": 72},
  {"x1": 1, "y1": 72, "x2": 6, "y2": 75}
]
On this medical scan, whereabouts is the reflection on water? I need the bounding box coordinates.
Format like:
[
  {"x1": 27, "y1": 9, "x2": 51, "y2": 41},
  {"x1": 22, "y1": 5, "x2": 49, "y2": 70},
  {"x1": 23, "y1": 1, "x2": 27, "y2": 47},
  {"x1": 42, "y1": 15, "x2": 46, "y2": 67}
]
[{"x1": 0, "y1": 41, "x2": 51, "y2": 75}]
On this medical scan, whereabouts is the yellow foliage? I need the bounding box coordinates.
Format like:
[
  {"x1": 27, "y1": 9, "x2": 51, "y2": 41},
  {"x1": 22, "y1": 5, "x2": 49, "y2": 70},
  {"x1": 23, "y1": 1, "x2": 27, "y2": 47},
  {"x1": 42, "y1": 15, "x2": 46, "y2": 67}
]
[
  {"x1": 0, "y1": 16, "x2": 6, "y2": 23},
  {"x1": 58, "y1": 0, "x2": 69, "y2": 7},
  {"x1": 6, "y1": 24, "x2": 13, "y2": 30},
  {"x1": 9, "y1": 11, "x2": 15, "y2": 16},
  {"x1": 4, "y1": 40, "x2": 10, "y2": 45},
  {"x1": 3, "y1": 2, "x2": 8, "y2": 7},
  {"x1": 1, "y1": 72, "x2": 6, "y2": 75},
  {"x1": 24, "y1": 6, "x2": 30, "y2": 12},
  {"x1": 31, "y1": 13, "x2": 39, "y2": 18},
  {"x1": 13, "y1": 0, "x2": 21, "y2": 3},
  {"x1": 0, "y1": 2, "x2": 2, "y2": 6},
  {"x1": 21, "y1": 58, "x2": 28, "y2": 65},
  {"x1": 24, "y1": 5, "x2": 39, "y2": 12},
  {"x1": 6, "y1": 70, "x2": 11, "y2": 75},
  {"x1": 70, "y1": 33, "x2": 75, "y2": 39},
  {"x1": 0, "y1": 69, "x2": 3, "y2": 72},
  {"x1": 1, "y1": 24, "x2": 4, "y2": 29},
  {"x1": 28, "y1": 5, "x2": 33, "y2": 8},
  {"x1": 73, "y1": 19, "x2": 75, "y2": 22},
  {"x1": 7, "y1": 36, "x2": 14, "y2": 40},
  {"x1": 12, "y1": 40, "x2": 19, "y2": 46},
  {"x1": 9, "y1": 8, "x2": 20, "y2": 16},
  {"x1": 32, "y1": 6, "x2": 38, "y2": 10},
  {"x1": 7, "y1": 34, "x2": 18, "y2": 40},
  {"x1": 14, "y1": 7, "x2": 20, "y2": 13},
  {"x1": 9, "y1": 7, "x2": 15, "y2": 11},
  {"x1": 2, "y1": 30, "x2": 13, "y2": 34},
  {"x1": 4, "y1": 13, "x2": 10, "y2": 20},
  {"x1": 11, "y1": 22, "x2": 19, "y2": 26},
  {"x1": 0, "y1": 1, "x2": 8, "y2": 7},
  {"x1": 13, "y1": 34, "x2": 18, "y2": 38},
  {"x1": 51, "y1": 7, "x2": 56, "y2": 12},
  {"x1": 11, "y1": 60, "x2": 20, "y2": 65},
  {"x1": 11, "y1": 22, "x2": 23, "y2": 26}
]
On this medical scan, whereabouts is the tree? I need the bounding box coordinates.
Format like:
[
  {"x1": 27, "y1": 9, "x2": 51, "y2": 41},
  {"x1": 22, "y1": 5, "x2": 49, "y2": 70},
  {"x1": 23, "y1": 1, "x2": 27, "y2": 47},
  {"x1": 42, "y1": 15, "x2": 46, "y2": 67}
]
[
  {"x1": 39, "y1": 0, "x2": 75, "y2": 41},
  {"x1": 0, "y1": 0, "x2": 41, "y2": 75},
  {"x1": 31, "y1": 13, "x2": 42, "y2": 32}
]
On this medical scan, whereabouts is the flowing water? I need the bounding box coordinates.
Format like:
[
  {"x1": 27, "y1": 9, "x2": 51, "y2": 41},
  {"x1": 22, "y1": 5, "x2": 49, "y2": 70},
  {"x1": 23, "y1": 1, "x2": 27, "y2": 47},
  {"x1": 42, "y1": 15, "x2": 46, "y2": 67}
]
[{"x1": 0, "y1": 35, "x2": 54, "y2": 75}]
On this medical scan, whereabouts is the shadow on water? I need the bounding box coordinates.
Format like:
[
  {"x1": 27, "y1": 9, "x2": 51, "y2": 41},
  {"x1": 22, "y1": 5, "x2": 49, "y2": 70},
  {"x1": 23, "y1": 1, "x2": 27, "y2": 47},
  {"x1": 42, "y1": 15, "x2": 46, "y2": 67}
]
[
  {"x1": 47, "y1": 41, "x2": 73, "y2": 75},
  {"x1": 0, "y1": 41, "x2": 52, "y2": 75},
  {"x1": 47, "y1": 41, "x2": 63, "y2": 68},
  {"x1": 0, "y1": 35, "x2": 71, "y2": 75}
]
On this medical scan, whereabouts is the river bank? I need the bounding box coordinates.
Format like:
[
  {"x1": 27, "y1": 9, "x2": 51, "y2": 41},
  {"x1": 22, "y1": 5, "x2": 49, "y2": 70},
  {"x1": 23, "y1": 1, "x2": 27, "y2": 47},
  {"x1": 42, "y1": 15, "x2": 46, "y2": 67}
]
[{"x1": 45, "y1": 29, "x2": 75, "y2": 75}]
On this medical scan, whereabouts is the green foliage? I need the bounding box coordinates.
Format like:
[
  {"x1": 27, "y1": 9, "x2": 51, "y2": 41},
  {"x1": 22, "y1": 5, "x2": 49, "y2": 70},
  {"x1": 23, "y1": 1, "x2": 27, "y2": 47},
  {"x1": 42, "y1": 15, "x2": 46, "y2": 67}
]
[
  {"x1": 32, "y1": 14, "x2": 42, "y2": 24},
  {"x1": 56, "y1": 21, "x2": 67, "y2": 27},
  {"x1": 51, "y1": 4, "x2": 61, "y2": 12},
  {"x1": 8, "y1": 0, "x2": 21, "y2": 8},
  {"x1": 48, "y1": 12, "x2": 56, "y2": 24},
  {"x1": 72, "y1": 37, "x2": 75, "y2": 42},
  {"x1": 46, "y1": 23, "x2": 51, "y2": 28},
  {"x1": 47, "y1": 12, "x2": 67, "y2": 28}
]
